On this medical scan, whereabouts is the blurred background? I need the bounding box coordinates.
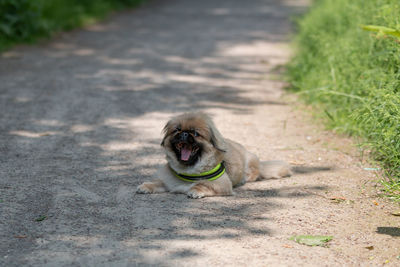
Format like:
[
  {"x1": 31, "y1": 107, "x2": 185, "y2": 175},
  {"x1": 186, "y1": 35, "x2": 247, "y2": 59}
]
[{"x1": 0, "y1": 0, "x2": 145, "y2": 51}]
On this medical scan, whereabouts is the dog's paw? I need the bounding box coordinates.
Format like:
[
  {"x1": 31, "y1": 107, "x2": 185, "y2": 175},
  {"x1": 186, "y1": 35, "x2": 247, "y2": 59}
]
[
  {"x1": 187, "y1": 189, "x2": 205, "y2": 199},
  {"x1": 136, "y1": 183, "x2": 154, "y2": 194},
  {"x1": 136, "y1": 181, "x2": 166, "y2": 194}
]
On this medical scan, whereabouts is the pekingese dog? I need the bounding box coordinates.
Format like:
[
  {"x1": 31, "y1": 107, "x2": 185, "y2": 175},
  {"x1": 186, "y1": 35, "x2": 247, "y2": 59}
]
[{"x1": 136, "y1": 112, "x2": 291, "y2": 198}]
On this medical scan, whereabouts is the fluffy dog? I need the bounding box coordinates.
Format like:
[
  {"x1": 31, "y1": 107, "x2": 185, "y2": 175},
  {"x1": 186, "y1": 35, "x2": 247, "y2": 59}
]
[{"x1": 136, "y1": 112, "x2": 291, "y2": 198}]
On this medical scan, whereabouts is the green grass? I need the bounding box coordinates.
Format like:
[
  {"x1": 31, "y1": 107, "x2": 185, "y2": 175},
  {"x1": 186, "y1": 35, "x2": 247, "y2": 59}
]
[
  {"x1": 0, "y1": 0, "x2": 145, "y2": 51},
  {"x1": 381, "y1": 180, "x2": 400, "y2": 203},
  {"x1": 287, "y1": 0, "x2": 400, "y2": 200}
]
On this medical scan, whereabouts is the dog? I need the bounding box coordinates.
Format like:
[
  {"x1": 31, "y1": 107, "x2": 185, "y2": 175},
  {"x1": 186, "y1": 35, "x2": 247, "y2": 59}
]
[{"x1": 136, "y1": 112, "x2": 291, "y2": 198}]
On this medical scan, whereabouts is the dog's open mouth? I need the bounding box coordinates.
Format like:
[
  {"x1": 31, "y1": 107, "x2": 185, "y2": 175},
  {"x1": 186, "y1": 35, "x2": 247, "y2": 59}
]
[{"x1": 175, "y1": 142, "x2": 199, "y2": 161}]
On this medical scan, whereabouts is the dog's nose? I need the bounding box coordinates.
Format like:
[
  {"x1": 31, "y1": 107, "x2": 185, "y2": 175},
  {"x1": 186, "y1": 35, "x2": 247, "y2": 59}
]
[{"x1": 180, "y1": 132, "x2": 189, "y2": 141}]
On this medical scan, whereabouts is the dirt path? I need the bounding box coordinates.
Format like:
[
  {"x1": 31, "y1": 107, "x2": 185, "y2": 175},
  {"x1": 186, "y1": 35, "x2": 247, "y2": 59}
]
[{"x1": 1, "y1": 0, "x2": 399, "y2": 266}]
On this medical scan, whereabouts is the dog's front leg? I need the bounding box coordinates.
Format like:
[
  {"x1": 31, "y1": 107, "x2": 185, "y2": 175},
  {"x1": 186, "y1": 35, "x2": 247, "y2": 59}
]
[
  {"x1": 187, "y1": 178, "x2": 233, "y2": 199},
  {"x1": 136, "y1": 179, "x2": 167, "y2": 194}
]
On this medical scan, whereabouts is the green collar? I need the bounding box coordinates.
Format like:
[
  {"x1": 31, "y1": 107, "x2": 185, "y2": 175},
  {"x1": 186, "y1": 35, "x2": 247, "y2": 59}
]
[{"x1": 170, "y1": 162, "x2": 225, "y2": 182}]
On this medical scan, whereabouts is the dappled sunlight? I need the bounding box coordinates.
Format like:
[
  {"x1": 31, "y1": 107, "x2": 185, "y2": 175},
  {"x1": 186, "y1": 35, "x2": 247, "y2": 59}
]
[
  {"x1": 96, "y1": 163, "x2": 135, "y2": 172},
  {"x1": 3, "y1": 0, "x2": 396, "y2": 265},
  {"x1": 0, "y1": 0, "x2": 314, "y2": 265},
  {"x1": 81, "y1": 141, "x2": 139, "y2": 151},
  {"x1": 209, "y1": 8, "x2": 230, "y2": 15},
  {"x1": 103, "y1": 112, "x2": 171, "y2": 135},
  {"x1": 9, "y1": 130, "x2": 60, "y2": 138},
  {"x1": 22, "y1": 180, "x2": 324, "y2": 264},
  {"x1": 50, "y1": 42, "x2": 77, "y2": 50},
  {"x1": 219, "y1": 41, "x2": 289, "y2": 58},
  {"x1": 97, "y1": 55, "x2": 142, "y2": 66},
  {"x1": 35, "y1": 119, "x2": 65, "y2": 127},
  {"x1": 13, "y1": 97, "x2": 31, "y2": 103},
  {"x1": 72, "y1": 48, "x2": 95, "y2": 56},
  {"x1": 70, "y1": 124, "x2": 94, "y2": 133},
  {"x1": 283, "y1": 0, "x2": 310, "y2": 7}
]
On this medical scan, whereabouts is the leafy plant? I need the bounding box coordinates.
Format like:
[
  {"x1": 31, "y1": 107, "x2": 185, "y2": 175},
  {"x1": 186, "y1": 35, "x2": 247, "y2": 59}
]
[
  {"x1": 361, "y1": 25, "x2": 400, "y2": 39},
  {"x1": 290, "y1": 235, "x2": 333, "y2": 247},
  {"x1": 0, "y1": 0, "x2": 46, "y2": 45},
  {"x1": 287, "y1": 0, "x2": 400, "y2": 199},
  {"x1": 0, "y1": 0, "x2": 145, "y2": 51}
]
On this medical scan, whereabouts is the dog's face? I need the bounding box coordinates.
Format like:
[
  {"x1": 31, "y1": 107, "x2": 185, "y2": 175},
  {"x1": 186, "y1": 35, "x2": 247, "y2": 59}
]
[{"x1": 161, "y1": 113, "x2": 226, "y2": 168}]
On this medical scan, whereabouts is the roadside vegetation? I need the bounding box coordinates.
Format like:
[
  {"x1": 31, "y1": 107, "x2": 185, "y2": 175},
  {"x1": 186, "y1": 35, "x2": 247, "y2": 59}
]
[
  {"x1": 288, "y1": 0, "x2": 400, "y2": 201},
  {"x1": 0, "y1": 0, "x2": 144, "y2": 51}
]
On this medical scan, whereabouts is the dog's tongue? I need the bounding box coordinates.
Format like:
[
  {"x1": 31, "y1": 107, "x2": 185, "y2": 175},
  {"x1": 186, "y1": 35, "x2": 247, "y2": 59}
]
[{"x1": 181, "y1": 146, "x2": 191, "y2": 161}]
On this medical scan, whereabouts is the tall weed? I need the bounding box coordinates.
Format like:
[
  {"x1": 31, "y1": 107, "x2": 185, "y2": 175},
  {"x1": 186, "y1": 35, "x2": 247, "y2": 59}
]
[{"x1": 288, "y1": 0, "x2": 400, "y2": 189}]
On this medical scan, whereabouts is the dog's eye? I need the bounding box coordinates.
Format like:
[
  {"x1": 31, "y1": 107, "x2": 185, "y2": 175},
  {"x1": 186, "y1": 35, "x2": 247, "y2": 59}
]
[
  {"x1": 173, "y1": 127, "x2": 181, "y2": 133},
  {"x1": 193, "y1": 130, "x2": 199, "y2": 137}
]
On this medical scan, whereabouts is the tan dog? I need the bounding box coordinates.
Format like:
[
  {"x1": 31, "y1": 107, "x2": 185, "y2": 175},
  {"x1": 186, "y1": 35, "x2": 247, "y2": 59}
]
[{"x1": 136, "y1": 112, "x2": 291, "y2": 198}]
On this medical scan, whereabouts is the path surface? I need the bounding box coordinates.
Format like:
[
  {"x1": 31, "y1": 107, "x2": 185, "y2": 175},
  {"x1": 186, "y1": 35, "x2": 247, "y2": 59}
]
[{"x1": 1, "y1": 0, "x2": 399, "y2": 266}]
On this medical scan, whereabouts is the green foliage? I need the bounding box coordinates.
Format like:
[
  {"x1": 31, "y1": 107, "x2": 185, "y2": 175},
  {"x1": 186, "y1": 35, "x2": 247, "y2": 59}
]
[
  {"x1": 0, "y1": 0, "x2": 45, "y2": 47},
  {"x1": 287, "y1": 0, "x2": 400, "y2": 196},
  {"x1": 381, "y1": 180, "x2": 400, "y2": 203},
  {"x1": 362, "y1": 25, "x2": 400, "y2": 38},
  {"x1": 290, "y1": 235, "x2": 333, "y2": 247},
  {"x1": 0, "y1": 0, "x2": 144, "y2": 51}
]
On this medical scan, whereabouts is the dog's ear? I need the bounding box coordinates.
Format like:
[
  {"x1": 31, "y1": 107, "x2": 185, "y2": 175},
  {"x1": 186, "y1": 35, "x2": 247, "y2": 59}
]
[
  {"x1": 161, "y1": 135, "x2": 167, "y2": 147},
  {"x1": 161, "y1": 119, "x2": 180, "y2": 146},
  {"x1": 209, "y1": 125, "x2": 227, "y2": 152},
  {"x1": 161, "y1": 120, "x2": 173, "y2": 146}
]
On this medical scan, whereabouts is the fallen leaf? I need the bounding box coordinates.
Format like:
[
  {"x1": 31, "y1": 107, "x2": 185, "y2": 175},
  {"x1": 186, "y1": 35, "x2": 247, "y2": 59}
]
[
  {"x1": 330, "y1": 196, "x2": 346, "y2": 200},
  {"x1": 330, "y1": 196, "x2": 346, "y2": 203},
  {"x1": 282, "y1": 244, "x2": 293, "y2": 248},
  {"x1": 35, "y1": 215, "x2": 47, "y2": 222},
  {"x1": 15, "y1": 235, "x2": 27, "y2": 239},
  {"x1": 365, "y1": 246, "x2": 374, "y2": 250},
  {"x1": 289, "y1": 235, "x2": 333, "y2": 247},
  {"x1": 391, "y1": 211, "x2": 400, "y2": 216},
  {"x1": 373, "y1": 201, "x2": 379, "y2": 206}
]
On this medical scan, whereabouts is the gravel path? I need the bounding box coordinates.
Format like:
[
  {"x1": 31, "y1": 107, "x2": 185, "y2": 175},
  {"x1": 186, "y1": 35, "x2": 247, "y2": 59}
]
[{"x1": 1, "y1": 0, "x2": 399, "y2": 266}]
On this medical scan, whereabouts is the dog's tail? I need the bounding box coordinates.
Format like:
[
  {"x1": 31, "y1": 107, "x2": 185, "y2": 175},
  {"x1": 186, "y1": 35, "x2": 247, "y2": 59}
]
[{"x1": 259, "y1": 160, "x2": 292, "y2": 179}]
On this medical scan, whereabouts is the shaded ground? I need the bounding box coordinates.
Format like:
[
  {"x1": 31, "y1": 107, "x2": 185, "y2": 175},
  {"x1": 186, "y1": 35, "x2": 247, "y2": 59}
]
[{"x1": 0, "y1": 0, "x2": 399, "y2": 266}]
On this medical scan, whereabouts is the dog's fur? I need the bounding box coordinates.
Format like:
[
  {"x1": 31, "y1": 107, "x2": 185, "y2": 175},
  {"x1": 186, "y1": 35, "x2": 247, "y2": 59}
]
[{"x1": 136, "y1": 112, "x2": 291, "y2": 198}]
